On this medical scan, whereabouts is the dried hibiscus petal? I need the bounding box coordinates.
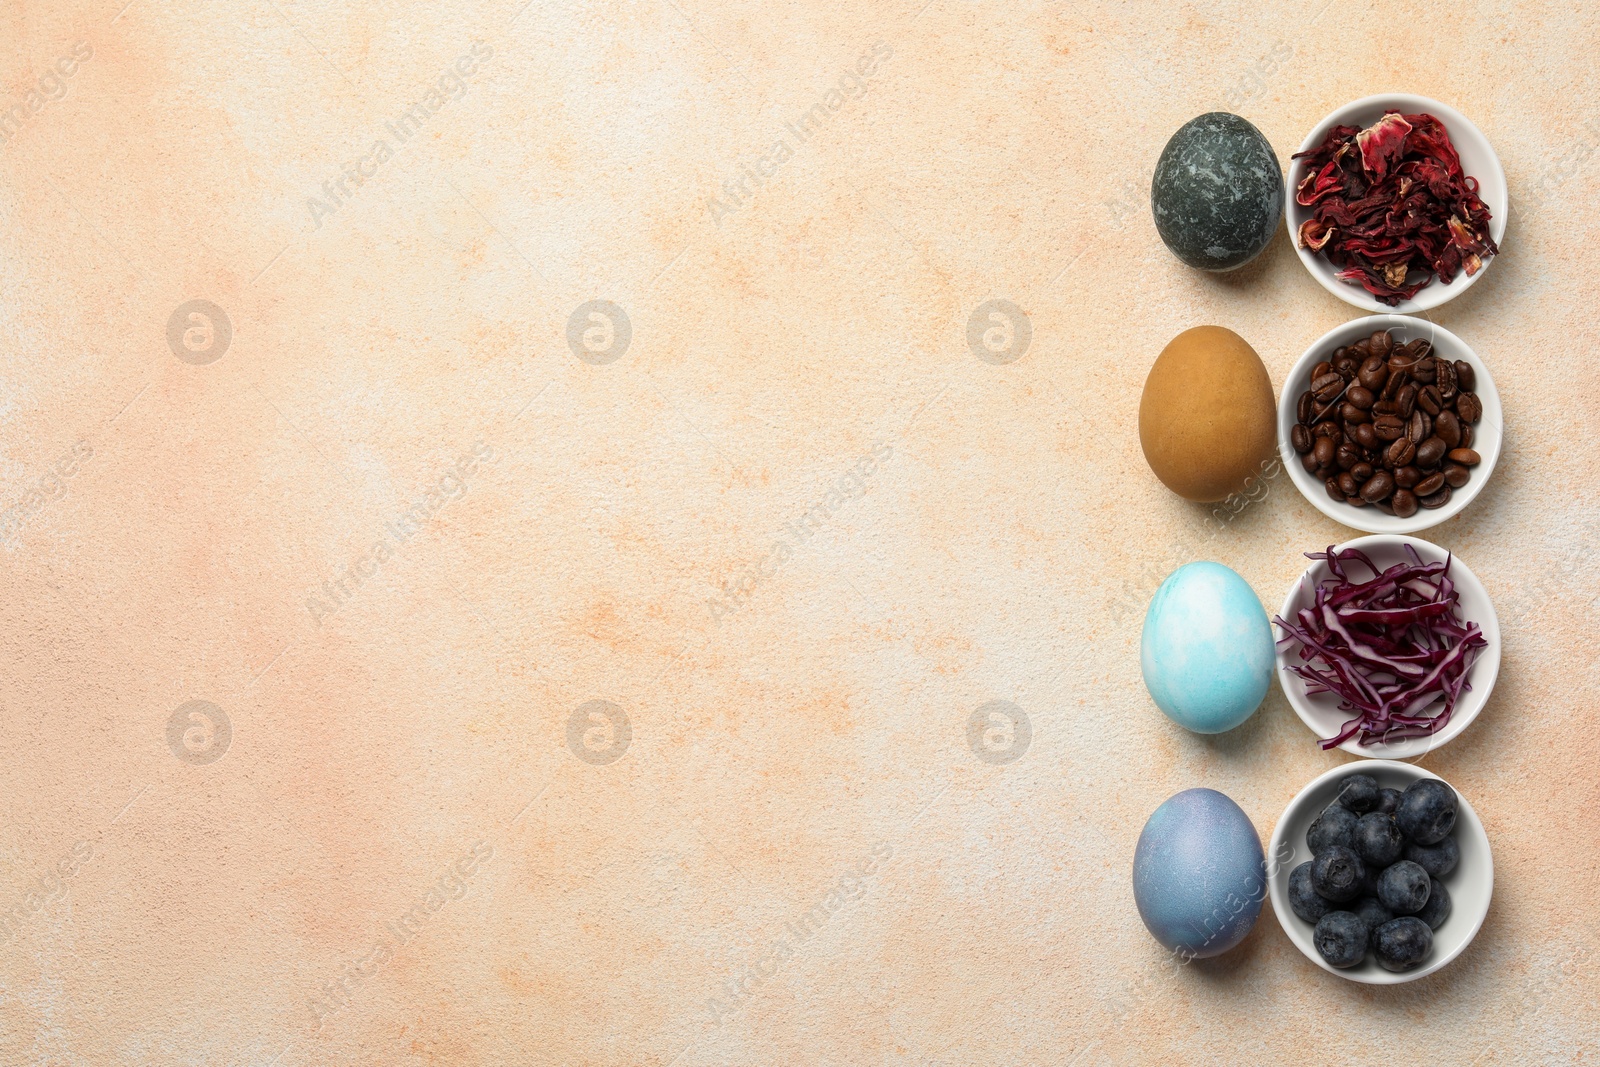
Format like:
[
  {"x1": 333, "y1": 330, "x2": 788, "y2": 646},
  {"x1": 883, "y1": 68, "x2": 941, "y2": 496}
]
[
  {"x1": 1299, "y1": 217, "x2": 1336, "y2": 250},
  {"x1": 1356, "y1": 112, "x2": 1413, "y2": 180},
  {"x1": 1293, "y1": 110, "x2": 1498, "y2": 306}
]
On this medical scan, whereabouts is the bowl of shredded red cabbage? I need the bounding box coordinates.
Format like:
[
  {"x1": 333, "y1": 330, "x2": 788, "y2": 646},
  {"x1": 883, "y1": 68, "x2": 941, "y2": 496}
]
[{"x1": 1275, "y1": 536, "x2": 1499, "y2": 757}]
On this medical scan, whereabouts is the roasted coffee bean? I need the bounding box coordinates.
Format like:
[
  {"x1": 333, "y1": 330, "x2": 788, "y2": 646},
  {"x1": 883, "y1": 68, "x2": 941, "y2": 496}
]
[
  {"x1": 1382, "y1": 368, "x2": 1405, "y2": 400},
  {"x1": 1338, "y1": 472, "x2": 1360, "y2": 497},
  {"x1": 1300, "y1": 450, "x2": 1320, "y2": 474},
  {"x1": 1412, "y1": 356, "x2": 1437, "y2": 383},
  {"x1": 1346, "y1": 385, "x2": 1376, "y2": 410},
  {"x1": 1414, "y1": 471, "x2": 1446, "y2": 497},
  {"x1": 1460, "y1": 423, "x2": 1474, "y2": 448},
  {"x1": 1371, "y1": 399, "x2": 1398, "y2": 416},
  {"x1": 1395, "y1": 383, "x2": 1418, "y2": 419},
  {"x1": 1394, "y1": 465, "x2": 1421, "y2": 489},
  {"x1": 1454, "y1": 360, "x2": 1476, "y2": 392},
  {"x1": 1336, "y1": 442, "x2": 1361, "y2": 470},
  {"x1": 1325, "y1": 477, "x2": 1344, "y2": 501},
  {"x1": 1443, "y1": 463, "x2": 1470, "y2": 488},
  {"x1": 1409, "y1": 339, "x2": 1433, "y2": 360},
  {"x1": 1415, "y1": 436, "x2": 1446, "y2": 468},
  {"x1": 1291, "y1": 424, "x2": 1313, "y2": 453},
  {"x1": 1334, "y1": 356, "x2": 1358, "y2": 379},
  {"x1": 1297, "y1": 390, "x2": 1314, "y2": 424},
  {"x1": 1312, "y1": 360, "x2": 1333, "y2": 382},
  {"x1": 1386, "y1": 437, "x2": 1416, "y2": 467},
  {"x1": 1351, "y1": 462, "x2": 1374, "y2": 483},
  {"x1": 1374, "y1": 500, "x2": 1396, "y2": 515},
  {"x1": 1353, "y1": 422, "x2": 1379, "y2": 450},
  {"x1": 1448, "y1": 448, "x2": 1481, "y2": 466},
  {"x1": 1370, "y1": 330, "x2": 1393, "y2": 357},
  {"x1": 1314, "y1": 420, "x2": 1340, "y2": 438},
  {"x1": 1437, "y1": 360, "x2": 1457, "y2": 400},
  {"x1": 1313, "y1": 437, "x2": 1335, "y2": 468},
  {"x1": 1346, "y1": 495, "x2": 1369, "y2": 507},
  {"x1": 1358, "y1": 357, "x2": 1388, "y2": 391},
  {"x1": 1420, "y1": 485, "x2": 1452, "y2": 509},
  {"x1": 1361, "y1": 471, "x2": 1395, "y2": 502},
  {"x1": 1391, "y1": 489, "x2": 1419, "y2": 518},
  {"x1": 1312, "y1": 372, "x2": 1345, "y2": 402},
  {"x1": 1456, "y1": 392, "x2": 1482, "y2": 423},
  {"x1": 1341, "y1": 401, "x2": 1369, "y2": 424},
  {"x1": 1435, "y1": 410, "x2": 1462, "y2": 448},
  {"x1": 1408, "y1": 410, "x2": 1429, "y2": 444},
  {"x1": 1373, "y1": 415, "x2": 1405, "y2": 441},
  {"x1": 1417, "y1": 385, "x2": 1442, "y2": 416}
]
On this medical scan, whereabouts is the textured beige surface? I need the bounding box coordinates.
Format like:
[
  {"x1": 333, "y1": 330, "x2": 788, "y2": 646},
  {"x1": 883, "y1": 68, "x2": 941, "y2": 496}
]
[{"x1": 2, "y1": 0, "x2": 1597, "y2": 1063}]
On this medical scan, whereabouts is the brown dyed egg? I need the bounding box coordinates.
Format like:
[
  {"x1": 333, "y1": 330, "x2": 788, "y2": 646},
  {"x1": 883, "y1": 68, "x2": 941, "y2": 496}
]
[{"x1": 1139, "y1": 326, "x2": 1276, "y2": 502}]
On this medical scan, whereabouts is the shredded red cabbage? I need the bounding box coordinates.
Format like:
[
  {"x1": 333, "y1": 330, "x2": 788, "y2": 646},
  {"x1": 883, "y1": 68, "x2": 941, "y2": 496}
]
[{"x1": 1274, "y1": 545, "x2": 1486, "y2": 749}]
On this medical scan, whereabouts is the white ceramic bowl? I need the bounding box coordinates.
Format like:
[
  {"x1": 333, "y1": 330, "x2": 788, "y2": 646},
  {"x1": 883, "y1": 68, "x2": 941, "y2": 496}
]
[
  {"x1": 1279, "y1": 314, "x2": 1502, "y2": 534},
  {"x1": 1276, "y1": 535, "x2": 1499, "y2": 760},
  {"x1": 1269, "y1": 760, "x2": 1493, "y2": 984},
  {"x1": 1287, "y1": 94, "x2": 1507, "y2": 314}
]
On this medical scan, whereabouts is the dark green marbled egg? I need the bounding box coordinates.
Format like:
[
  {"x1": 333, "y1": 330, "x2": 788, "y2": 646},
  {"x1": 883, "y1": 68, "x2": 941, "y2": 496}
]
[{"x1": 1151, "y1": 113, "x2": 1283, "y2": 272}]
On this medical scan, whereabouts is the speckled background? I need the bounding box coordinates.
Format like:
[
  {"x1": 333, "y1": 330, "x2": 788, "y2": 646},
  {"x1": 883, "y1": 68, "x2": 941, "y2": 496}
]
[{"x1": 2, "y1": 0, "x2": 1596, "y2": 1063}]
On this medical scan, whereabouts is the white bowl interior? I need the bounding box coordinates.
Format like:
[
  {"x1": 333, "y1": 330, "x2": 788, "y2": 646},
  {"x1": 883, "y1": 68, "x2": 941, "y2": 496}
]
[
  {"x1": 1287, "y1": 94, "x2": 1508, "y2": 314},
  {"x1": 1268, "y1": 760, "x2": 1493, "y2": 984},
  {"x1": 1278, "y1": 314, "x2": 1502, "y2": 535},
  {"x1": 1276, "y1": 534, "x2": 1500, "y2": 760}
]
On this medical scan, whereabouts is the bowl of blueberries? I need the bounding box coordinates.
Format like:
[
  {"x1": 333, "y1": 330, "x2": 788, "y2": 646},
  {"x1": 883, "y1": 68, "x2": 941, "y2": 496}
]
[{"x1": 1268, "y1": 761, "x2": 1492, "y2": 983}]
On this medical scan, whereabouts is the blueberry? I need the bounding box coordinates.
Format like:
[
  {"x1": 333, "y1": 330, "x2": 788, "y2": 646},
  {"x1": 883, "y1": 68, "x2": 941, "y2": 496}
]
[
  {"x1": 1373, "y1": 787, "x2": 1403, "y2": 816},
  {"x1": 1375, "y1": 916, "x2": 1433, "y2": 971},
  {"x1": 1335, "y1": 773, "x2": 1381, "y2": 814},
  {"x1": 1313, "y1": 911, "x2": 1370, "y2": 968},
  {"x1": 1353, "y1": 812, "x2": 1405, "y2": 869},
  {"x1": 1352, "y1": 896, "x2": 1394, "y2": 950},
  {"x1": 1310, "y1": 846, "x2": 1366, "y2": 903},
  {"x1": 1376, "y1": 860, "x2": 1431, "y2": 914},
  {"x1": 1288, "y1": 861, "x2": 1331, "y2": 923},
  {"x1": 1416, "y1": 878, "x2": 1451, "y2": 930},
  {"x1": 1405, "y1": 836, "x2": 1460, "y2": 878},
  {"x1": 1307, "y1": 804, "x2": 1358, "y2": 853},
  {"x1": 1396, "y1": 779, "x2": 1457, "y2": 845}
]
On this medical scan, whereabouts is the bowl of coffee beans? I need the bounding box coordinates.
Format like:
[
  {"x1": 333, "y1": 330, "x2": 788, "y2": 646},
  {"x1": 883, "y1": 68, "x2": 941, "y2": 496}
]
[
  {"x1": 1278, "y1": 315, "x2": 1501, "y2": 533},
  {"x1": 1268, "y1": 762, "x2": 1493, "y2": 984}
]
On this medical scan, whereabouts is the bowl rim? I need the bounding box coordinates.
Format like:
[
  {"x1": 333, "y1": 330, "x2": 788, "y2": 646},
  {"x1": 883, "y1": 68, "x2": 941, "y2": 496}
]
[
  {"x1": 1277, "y1": 313, "x2": 1502, "y2": 534},
  {"x1": 1267, "y1": 759, "x2": 1494, "y2": 984},
  {"x1": 1274, "y1": 534, "x2": 1500, "y2": 759},
  {"x1": 1286, "y1": 93, "x2": 1508, "y2": 314}
]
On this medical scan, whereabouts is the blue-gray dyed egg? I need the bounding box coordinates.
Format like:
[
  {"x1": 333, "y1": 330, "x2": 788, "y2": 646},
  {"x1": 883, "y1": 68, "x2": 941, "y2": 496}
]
[
  {"x1": 1141, "y1": 561, "x2": 1273, "y2": 733},
  {"x1": 1133, "y1": 788, "x2": 1266, "y2": 958},
  {"x1": 1152, "y1": 113, "x2": 1283, "y2": 271}
]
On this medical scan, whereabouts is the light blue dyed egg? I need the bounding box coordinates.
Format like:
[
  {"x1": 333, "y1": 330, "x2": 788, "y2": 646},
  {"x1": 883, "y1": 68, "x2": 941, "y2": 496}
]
[
  {"x1": 1141, "y1": 561, "x2": 1273, "y2": 733},
  {"x1": 1133, "y1": 788, "x2": 1266, "y2": 957}
]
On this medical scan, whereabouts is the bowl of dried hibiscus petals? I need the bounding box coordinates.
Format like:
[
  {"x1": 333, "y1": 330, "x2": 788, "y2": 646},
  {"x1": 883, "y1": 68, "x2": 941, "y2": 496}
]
[{"x1": 1288, "y1": 94, "x2": 1507, "y2": 314}]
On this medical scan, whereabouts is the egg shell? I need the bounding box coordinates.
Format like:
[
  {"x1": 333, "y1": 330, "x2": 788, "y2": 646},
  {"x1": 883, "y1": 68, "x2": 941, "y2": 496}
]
[
  {"x1": 1141, "y1": 561, "x2": 1273, "y2": 733},
  {"x1": 1151, "y1": 112, "x2": 1283, "y2": 271},
  {"x1": 1139, "y1": 325, "x2": 1276, "y2": 502},
  {"x1": 1134, "y1": 788, "x2": 1266, "y2": 958}
]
